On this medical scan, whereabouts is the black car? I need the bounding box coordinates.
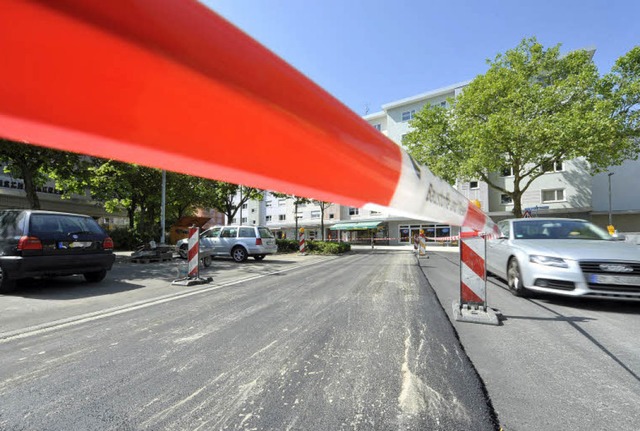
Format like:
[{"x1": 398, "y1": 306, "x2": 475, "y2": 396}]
[{"x1": 0, "y1": 209, "x2": 115, "y2": 292}]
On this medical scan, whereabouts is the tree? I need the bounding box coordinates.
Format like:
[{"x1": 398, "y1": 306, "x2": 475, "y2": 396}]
[
  {"x1": 404, "y1": 38, "x2": 639, "y2": 217},
  {"x1": 209, "y1": 183, "x2": 263, "y2": 224},
  {"x1": 165, "y1": 172, "x2": 219, "y2": 225},
  {"x1": 312, "y1": 200, "x2": 333, "y2": 240},
  {"x1": 0, "y1": 139, "x2": 90, "y2": 209},
  {"x1": 89, "y1": 161, "x2": 161, "y2": 237},
  {"x1": 271, "y1": 193, "x2": 310, "y2": 233}
]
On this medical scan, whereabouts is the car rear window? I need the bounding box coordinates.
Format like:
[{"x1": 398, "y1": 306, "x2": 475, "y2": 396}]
[
  {"x1": 258, "y1": 227, "x2": 274, "y2": 239},
  {"x1": 30, "y1": 214, "x2": 104, "y2": 236},
  {"x1": 0, "y1": 210, "x2": 25, "y2": 238}
]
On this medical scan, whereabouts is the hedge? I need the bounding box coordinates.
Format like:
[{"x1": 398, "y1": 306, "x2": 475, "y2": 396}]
[{"x1": 276, "y1": 239, "x2": 350, "y2": 255}]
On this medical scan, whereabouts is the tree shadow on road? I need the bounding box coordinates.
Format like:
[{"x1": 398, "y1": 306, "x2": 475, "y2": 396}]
[{"x1": 6, "y1": 277, "x2": 146, "y2": 300}]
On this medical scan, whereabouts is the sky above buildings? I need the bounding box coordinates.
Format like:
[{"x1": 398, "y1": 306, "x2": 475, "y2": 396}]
[{"x1": 202, "y1": 0, "x2": 639, "y2": 116}]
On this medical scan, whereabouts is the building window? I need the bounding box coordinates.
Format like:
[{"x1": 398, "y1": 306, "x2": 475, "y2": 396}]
[
  {"x1": 500, "y1": 166, "x2": 513, "y2": 177},
  {"x1": 501, "y1": 194, "x2": 513, "y2": 204},
  {"x1": 440, "y1": 101, "x2": 446, "y2": 107},
  {"x1": 469, "y1": 181, "x2": 479, "y2": 189},
  {"x1": 370, "y1": 210, "x2": 381, "y2": 215},
  {"x1": 278, "y1": 199, "x2": 286, "y2": 206},
  {"x1": 401, "y1": 110, "x2": 416, "y2": 122},
  {"x1": 373, "y1": 124, "x2": 381, "y2": 131},
  {"x1": 265, "y1": 215, "x2": 272, "y2": 222},
  {"x1": 241, "y1": 217, "x2": 247, "y2": 223},
  {"x1": 265, "y1": 201, "x2": 272, "y2": 207},
  {"x1": 543, "y1": 159, "x2": 564, "y2": 173},
  {"x1": 311, "y1": 210, "x2": 320, "y2": 219},
  {"x1": 278, "y1": 214, "x2": 286, "y2": 221},
  {"x1": 349, "y1": 207, "x2": 359, "y2": 215},
  {"x1": 242, "y1": 203, "x2": 248, "y2": 209},
  {"x1": 251, "y1": 208, "x2": 255, "y2": 213},
  {"x1": 542, "y1": 189, "x2": 565, "y2": 203},
  {"x1": 329, "y1": 214, "x2": 335, "y2": 219}
]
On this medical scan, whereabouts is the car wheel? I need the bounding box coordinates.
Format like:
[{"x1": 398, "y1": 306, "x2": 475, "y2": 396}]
[
  {"x1": 84, "y1": 269, "x2": 107, "y2": 283},
  {"x1": 0, "y1": 267, "x2": 16, "y2": 293},
  {"x1": 202, "y1": 255, "x2": 212, "y2": 267},
  {"x1": 178, "y1": 244, "x2": 188, "y2": 259},
  {"x1": 231, "y1": 246, "x2": 248, "y2": 262},
  {"x1": 507, "y1": 258, "x2": 528, "y2": 297}
]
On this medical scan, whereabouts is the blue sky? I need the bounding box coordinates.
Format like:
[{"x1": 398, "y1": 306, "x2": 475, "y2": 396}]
[{"x1": 202, "y1": 0, "x2": 639, "y2": 116}]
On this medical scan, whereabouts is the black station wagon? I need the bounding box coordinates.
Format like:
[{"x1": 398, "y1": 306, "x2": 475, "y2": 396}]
[{"x1": 0, "y1": 209, "x2": 115, "y2": 292}]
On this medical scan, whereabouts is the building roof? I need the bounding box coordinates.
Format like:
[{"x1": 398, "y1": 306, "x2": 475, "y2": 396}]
[{"x1": 381, "y1": 80, "x2": 472, "y2": 110}]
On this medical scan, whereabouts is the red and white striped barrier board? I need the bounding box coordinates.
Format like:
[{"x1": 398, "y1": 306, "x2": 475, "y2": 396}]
[
  {"x1": 299, "y1": 229, "x2": 306, "y2": 254},
  {"x1": 0, "y1": 1, "x2": 498, "y2": 235},
  {"x1": 187, "y1": 227, "x2": 200, "y2": 278},
  {"x1": 459, "y1": 236, "x2": 486, "y2": 306}
]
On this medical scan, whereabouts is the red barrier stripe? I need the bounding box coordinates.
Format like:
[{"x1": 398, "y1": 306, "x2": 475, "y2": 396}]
[
  {"x1": 0, "y1": 1, "x2": 497, "y2": 234},
  {"x1": 460, "y1": 282, "x2": 484, "y2": 303},
  {"x1": 460, "y1": 241, "x2": 485, "y2": 279},
  {"x1": 0, "y1": 0, "x2": 399, "y2": 208}
]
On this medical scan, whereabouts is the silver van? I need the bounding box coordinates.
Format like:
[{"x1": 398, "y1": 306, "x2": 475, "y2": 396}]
[{"x1": 176, "y1": 225, "x2": 277, "y2": 262}]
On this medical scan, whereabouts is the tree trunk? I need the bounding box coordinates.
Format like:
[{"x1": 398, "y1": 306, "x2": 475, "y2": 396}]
[{"x1": 20, "y1": 163, "x2": 41, "y2": 209}]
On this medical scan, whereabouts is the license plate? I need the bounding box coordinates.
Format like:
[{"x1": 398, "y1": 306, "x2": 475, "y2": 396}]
[
  {"x1": 589, "y1": 274, "x2": 640, "y2": 286},
  {"x1": 69, "y1": 241, "x2": 93, "y2": 248}
]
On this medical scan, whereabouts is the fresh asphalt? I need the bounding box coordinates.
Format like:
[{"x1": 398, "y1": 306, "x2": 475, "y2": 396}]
[
  {"x1": 0, "y1": 248, "x2": 497, "y2": 430},
  {"x1": 420, "y1": 247, "x2": 640, "y2": 431}
]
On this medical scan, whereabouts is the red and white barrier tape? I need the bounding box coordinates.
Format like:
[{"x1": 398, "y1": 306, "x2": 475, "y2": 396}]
[{"x1": 0, "y1": 1, "x2": 498, "y2": 235}]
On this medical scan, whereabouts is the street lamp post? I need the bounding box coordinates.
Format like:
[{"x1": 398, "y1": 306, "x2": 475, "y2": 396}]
[{"x1": 608, "y1": 172, "x2": 614, "y2": 227}]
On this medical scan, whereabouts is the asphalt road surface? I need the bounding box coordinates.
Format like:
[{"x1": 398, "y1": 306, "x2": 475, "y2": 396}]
[
  {"x1": 0, "y1": 250, "x2": 497, "y2": 430},
  {"x1": 422, "y1": 247, "x2": 640, "y2": 431}
]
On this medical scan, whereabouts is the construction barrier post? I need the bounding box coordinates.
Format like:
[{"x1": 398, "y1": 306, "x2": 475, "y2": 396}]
[
  {"x1": 299, "y1": 227, "x2": 306, "y2": 255},
  {"x1": 418, "y1": 229, "x2": 428, "y2": 258},
  {"x1": 452, "y1": 230, "x2": 499, "y2": 325},
  {"x1": 172, "y1": 226, "x2": 213, "y2": 286}
]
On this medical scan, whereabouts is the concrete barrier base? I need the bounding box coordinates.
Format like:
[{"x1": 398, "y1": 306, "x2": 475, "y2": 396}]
[{"x1": 452, "y1": 301, "x2": 500, "y2": 326}]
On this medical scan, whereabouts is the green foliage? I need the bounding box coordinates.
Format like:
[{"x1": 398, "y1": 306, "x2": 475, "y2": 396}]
[
  {"x1": 0, "y1": 139, "x2": 90, "y2": 209},
  {"x1": 404, "y1": 38, "x2": 640, "y2": 217},
  {"x1": 106, "y1": 227, "x2": 145, "y2": 251},
  {"x1": 307, "y1": 240, "x2": 351, "y2": 254},
  {"x1": 276, "y1": 239, "x2": 350, "y2": 254},
  {"x1": 276, "y1": 239, "x2": 300, "y2": 253}
]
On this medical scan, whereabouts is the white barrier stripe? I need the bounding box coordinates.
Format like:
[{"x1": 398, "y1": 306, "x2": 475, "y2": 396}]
[{"x1": 461, "y1": 264, "x2": 485, "y2": 299}]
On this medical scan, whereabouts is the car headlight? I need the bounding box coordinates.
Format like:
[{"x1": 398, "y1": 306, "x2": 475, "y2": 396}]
[{"x1": 529, "y1": 255, "x2": 569, "y2": 268}]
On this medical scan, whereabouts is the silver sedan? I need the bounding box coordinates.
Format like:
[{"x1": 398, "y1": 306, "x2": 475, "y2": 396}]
[{"x1": 486, "y1": 218, "x2": 640, "y2": 300}]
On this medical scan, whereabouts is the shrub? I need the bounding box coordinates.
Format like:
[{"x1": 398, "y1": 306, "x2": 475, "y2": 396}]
[
  {"x1": 107, "y1": 227, "x2": 143, "y2": 251},
  {"x1": 307, "y1": 240, "x2": 350, "y2": 254},
  {"x1": 276, "y1": 239, "x2": 300, "y2": 253}
]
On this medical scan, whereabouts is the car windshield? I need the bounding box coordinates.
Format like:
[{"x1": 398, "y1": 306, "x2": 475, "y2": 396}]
[{"x1": 512, "y1": 219, "x2": 611, "y2": 240}]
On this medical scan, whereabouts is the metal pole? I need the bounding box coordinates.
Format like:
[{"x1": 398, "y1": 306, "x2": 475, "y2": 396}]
[
  {"x1": 239, "y1": 187, "x2": 243, "y2": 225},
  {"x1": 608, "y1": 172, "x2": 614, "y2": 226},
  {"x1": 161, "y1": 170, "x2": 166, "y2": 244}
]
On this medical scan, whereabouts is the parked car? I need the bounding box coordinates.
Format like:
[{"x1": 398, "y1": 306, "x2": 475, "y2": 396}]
[
  {"x1": 176, "y1": 225, "x2": 277, "y2": 262},
  {"x1": 0, "y1": 209, "x2": 115, "y2": 293},
  {"x1": 486, "y1": 218, "x2": 640, "y2": 300}
]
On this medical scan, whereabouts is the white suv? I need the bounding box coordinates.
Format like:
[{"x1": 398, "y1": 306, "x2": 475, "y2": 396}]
[{"x1": 176, "y1": 225, "x2": 278, "y2": 262}]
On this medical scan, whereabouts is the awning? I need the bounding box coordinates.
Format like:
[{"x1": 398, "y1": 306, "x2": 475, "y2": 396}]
[{"x1": 329, "y1": 221, "x2": 383, "y2": 231}]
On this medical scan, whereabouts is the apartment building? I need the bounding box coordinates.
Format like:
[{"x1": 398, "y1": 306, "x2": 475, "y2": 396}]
[
  {"x1": 251, "y1": 78, "x2": 639, "y2": 239},
  {"x1": 0, "y1": 168, "x2": 126, "y2": 228}
]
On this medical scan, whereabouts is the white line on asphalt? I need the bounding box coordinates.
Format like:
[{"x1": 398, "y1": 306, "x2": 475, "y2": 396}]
[{"x1": 0, "y1": 257, "x2": 339, "y2": 344}]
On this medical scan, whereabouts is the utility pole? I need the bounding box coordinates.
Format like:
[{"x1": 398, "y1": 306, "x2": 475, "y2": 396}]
[{"x1": 608, "y1": 172, "x2": 614, "y2": 227}]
